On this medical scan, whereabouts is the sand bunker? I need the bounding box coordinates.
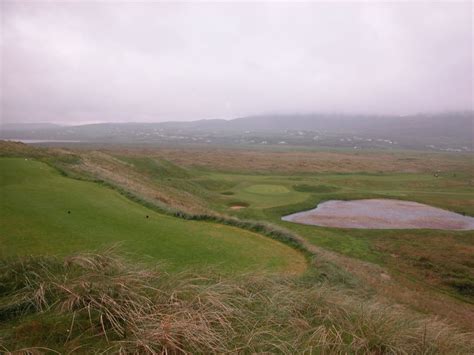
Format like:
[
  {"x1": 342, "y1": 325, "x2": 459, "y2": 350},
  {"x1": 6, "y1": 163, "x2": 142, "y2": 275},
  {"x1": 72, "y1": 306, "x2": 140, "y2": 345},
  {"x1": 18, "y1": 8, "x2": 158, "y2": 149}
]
[
  {"x1": 229, "y1": 205, "x2": 247, "y2": 210},
  {"x1": 282, "y1": 199, "x2": 474, "y2": 230}
]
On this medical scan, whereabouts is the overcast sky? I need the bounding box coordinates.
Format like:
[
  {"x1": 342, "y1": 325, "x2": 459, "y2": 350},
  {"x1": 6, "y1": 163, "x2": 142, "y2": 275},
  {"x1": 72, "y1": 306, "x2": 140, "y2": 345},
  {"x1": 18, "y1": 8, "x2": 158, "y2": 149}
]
[{"x1": 1, "y1": 1, "x2": 472, "y2": 124}]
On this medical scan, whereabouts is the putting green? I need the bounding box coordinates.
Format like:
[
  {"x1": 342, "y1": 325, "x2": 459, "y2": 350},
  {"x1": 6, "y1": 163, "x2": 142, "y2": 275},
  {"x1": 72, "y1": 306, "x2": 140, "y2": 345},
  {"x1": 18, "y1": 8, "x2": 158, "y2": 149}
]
[
  {"x1": 243, "y1": 184, "x2": 290, "y2": 194},
  {"x1": 0, "y1": 158, "x2": 306, "y2": 274}
]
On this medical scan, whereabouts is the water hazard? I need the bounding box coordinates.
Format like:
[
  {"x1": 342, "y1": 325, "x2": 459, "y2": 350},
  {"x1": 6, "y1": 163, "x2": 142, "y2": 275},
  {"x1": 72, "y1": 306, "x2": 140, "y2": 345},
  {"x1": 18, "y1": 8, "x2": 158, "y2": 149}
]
[{"x1": 282, "y1": 199, "x2": 474, "y2": 230}]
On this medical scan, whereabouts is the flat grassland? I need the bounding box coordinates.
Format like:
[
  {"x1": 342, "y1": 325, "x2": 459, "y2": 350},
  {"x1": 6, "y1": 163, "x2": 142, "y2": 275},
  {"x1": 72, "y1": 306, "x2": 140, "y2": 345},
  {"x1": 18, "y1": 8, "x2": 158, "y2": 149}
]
[{"x1": 0, "y1": 157, "x2": 306, "y2": 274}]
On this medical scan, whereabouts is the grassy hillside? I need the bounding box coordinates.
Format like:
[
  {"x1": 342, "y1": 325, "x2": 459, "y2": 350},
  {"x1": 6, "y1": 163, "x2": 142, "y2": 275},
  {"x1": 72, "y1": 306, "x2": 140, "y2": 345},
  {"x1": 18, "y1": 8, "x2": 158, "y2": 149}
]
[{"x1": 0, "y1": 158, "x2": 306, "y2": 274}]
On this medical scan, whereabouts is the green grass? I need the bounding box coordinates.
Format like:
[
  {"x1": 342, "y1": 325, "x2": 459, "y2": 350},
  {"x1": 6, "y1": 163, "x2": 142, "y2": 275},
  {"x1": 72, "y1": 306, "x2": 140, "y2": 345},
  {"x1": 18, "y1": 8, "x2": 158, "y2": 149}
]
[
  {"x1": 199, "y1": 173, "x2": 309, "y2": 209},
  {"x1": 293, "y1": 184, "x2": 340, "y2": 193},
  {"x1": 0, "y1": 158, "x2": 306, "y2": 274},
  {"x1": 186, "y1": 168, "x2": 474, "y2": 299},
  {"x1": 243, "y1": 184, "x2": 290, "y2": 194}
]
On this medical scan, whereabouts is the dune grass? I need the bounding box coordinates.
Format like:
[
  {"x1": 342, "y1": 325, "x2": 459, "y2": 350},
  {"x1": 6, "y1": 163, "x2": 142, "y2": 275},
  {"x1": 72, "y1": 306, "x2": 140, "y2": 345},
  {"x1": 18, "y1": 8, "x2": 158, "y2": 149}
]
[
  {"x1": 1, "y1": 251, "x2": 473, "y2": 354},
  {"x1": 0, "y1": 158, "x2": 306, "y2": 274}
]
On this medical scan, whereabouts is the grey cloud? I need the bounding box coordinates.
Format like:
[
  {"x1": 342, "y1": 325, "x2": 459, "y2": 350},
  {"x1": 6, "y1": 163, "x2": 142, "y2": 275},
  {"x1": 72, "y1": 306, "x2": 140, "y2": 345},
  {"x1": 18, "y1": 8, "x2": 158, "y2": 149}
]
[{"x1": 1, "y1": 1, "x2": 472, "y2": 124}]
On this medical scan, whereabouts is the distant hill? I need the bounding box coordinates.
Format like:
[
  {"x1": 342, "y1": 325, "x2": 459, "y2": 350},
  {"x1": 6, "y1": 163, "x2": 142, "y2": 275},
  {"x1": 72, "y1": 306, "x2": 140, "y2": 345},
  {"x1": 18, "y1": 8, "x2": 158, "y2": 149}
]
[
  {"x1": 1, "y1": 122, "x2": 62, "y2": 131},
  {"x1": 219, "y1": 112, "x2": 473, "y2": 139},
  {"x1": 1, "y1": 112, "x2": 472, "y2": 151}
]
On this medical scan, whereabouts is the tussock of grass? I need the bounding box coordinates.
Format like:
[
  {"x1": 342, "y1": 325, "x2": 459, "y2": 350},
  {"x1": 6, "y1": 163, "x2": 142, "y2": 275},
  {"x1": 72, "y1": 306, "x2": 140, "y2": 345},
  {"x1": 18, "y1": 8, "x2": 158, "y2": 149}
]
[{"x1": 1, "y1": 251, "x2": 472, "y2": 353}]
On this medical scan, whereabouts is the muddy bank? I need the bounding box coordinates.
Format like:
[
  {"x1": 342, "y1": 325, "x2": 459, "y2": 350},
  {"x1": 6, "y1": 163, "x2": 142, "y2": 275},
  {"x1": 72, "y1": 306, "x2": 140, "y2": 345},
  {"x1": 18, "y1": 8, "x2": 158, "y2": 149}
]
[{"x1": 282, "y1": 199, "x2": 474, "y2": 230}]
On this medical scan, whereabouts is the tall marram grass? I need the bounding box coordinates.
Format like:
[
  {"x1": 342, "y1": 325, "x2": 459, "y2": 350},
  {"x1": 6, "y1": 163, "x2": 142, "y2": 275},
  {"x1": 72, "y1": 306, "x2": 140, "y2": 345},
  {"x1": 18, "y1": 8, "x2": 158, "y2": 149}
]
[{"x1": 1, "y1": 251, "x2": 473, "y2": 354}]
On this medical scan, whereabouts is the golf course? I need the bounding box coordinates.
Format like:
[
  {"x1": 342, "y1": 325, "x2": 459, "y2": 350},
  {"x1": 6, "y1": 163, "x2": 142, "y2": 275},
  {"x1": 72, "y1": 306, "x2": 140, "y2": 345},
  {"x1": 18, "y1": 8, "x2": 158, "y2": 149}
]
[
  {"x1": 2, "y1": 2, "x2": 473, "y2": 351},
  {"x1": 0, "y1": 157, "x2": 305, "y2": 274},
  {"x1": 1, "y1": 142, "x2": 473, "y2": 353}
]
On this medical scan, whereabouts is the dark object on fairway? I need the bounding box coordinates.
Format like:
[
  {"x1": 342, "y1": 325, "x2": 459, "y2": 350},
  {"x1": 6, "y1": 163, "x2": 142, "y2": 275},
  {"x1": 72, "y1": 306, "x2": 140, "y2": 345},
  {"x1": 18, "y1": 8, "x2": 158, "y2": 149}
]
[
  {"x1": 67, "y1": 210, "x2": 71, "y2": 214},
  {"x1": 146, "y1": 215, "x2": 149, "y2": 218}
]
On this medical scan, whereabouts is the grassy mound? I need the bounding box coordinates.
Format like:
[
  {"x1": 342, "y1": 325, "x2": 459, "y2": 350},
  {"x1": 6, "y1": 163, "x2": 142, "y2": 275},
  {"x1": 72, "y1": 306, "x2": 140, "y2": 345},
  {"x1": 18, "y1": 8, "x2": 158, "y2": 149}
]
[
  {"x1": 1, "y1": 251, "x2": 472, "y2": 353},
  {"x1": 0, "y1": 158, "x2": 306, "y2": 274}
]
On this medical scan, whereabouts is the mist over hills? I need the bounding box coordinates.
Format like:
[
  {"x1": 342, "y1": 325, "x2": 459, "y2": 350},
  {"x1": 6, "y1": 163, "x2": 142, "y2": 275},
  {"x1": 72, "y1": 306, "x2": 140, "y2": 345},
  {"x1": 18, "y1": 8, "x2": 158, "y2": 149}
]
[{"x1": 1, "y1": 112, "x2": 472, "y2": 151}]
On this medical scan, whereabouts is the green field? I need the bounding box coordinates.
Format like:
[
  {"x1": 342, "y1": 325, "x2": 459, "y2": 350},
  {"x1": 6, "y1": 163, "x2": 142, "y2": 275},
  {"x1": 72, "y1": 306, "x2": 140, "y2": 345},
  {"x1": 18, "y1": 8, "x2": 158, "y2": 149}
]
[{"x1": 0, "y1": 158, "x2": 306, "y2": 274}]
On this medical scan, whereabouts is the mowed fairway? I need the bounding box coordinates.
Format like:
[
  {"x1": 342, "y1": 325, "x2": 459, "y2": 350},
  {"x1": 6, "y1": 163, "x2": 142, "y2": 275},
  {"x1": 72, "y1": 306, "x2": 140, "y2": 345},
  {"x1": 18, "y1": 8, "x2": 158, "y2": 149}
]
[{"x1": 0, "y1": 158, "x2": 306, "y2": 274}]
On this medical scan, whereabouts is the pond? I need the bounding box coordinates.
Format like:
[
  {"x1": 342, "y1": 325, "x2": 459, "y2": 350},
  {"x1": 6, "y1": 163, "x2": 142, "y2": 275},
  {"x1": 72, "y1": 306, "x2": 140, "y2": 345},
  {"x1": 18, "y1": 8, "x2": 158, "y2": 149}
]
[{"x1": 282, "y1": 199, "x2": 474, "y2": 230}]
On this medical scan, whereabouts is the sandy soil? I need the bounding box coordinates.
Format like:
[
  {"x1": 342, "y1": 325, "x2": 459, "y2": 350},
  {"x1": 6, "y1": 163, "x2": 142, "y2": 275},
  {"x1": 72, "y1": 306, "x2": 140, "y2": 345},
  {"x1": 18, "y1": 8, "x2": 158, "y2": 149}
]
[
  {"x1": 229, "y1": 205, "x2": 247, "y2": 210},
  {"x1": 282, "y1": 199, "x2": 474, "y2": 230}
]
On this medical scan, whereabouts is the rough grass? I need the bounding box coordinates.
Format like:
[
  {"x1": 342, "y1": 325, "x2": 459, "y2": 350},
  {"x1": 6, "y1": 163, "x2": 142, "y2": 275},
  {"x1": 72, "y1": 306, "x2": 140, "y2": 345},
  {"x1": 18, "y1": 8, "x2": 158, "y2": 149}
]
[
  {"x1": 119, "y1": 146, "x2": 474, "y2": 174},
  {"x1": 374, "y1": 232, "x2": 474, "y2": 301},
  {"x1": 1, "y1": 251, "x2": 473, "y2": 354}
]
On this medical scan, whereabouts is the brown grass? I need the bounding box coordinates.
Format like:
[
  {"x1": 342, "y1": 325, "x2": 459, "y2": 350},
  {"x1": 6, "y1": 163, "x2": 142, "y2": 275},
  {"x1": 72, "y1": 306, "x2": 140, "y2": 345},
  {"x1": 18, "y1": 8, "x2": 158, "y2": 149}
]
[
  {"x1": 107, "y1": 147, "x2": 474, "y2": 174},
  {"x1": 308, "y1": 242, "x2": 474, "y2": 333},
  {"x1": 70, "y1": 150, "x2": 212, "y2": 214},
  {"x1": 1, "y1": 251, "x2": 473, "y2": 354},
  {"x1": 375, "y1": 233, "x2": 474, "y2": 300}
]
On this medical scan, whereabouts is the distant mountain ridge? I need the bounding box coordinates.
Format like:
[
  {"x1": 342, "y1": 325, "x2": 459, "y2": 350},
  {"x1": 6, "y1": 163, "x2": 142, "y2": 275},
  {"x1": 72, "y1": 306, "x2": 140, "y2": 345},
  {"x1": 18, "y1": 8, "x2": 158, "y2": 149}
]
[{"x1": 1, "y1": 112, "x2": 472, "y2": 150}]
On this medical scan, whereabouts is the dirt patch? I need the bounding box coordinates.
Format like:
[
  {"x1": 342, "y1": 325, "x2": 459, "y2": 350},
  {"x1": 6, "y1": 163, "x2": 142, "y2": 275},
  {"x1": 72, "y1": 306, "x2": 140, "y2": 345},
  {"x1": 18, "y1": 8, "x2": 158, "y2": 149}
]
[{"x1": 282, "y1": 199, "x2": 474, "y2": 230}]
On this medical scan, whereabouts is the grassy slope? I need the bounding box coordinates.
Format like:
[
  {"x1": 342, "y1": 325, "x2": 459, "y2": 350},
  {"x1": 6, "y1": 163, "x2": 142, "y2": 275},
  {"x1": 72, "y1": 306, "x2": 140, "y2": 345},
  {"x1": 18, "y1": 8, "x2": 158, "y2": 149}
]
[{"x1": 0, "y1": 158, "x2": 306, "y2": 274}]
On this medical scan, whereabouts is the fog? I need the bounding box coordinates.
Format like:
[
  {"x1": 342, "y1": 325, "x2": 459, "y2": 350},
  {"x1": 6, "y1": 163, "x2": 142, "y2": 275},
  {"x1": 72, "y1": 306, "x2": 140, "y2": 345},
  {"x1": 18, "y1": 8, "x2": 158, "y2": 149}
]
[{"x1": 1, "y1": 1, "x2": 472, "y2": 124}]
